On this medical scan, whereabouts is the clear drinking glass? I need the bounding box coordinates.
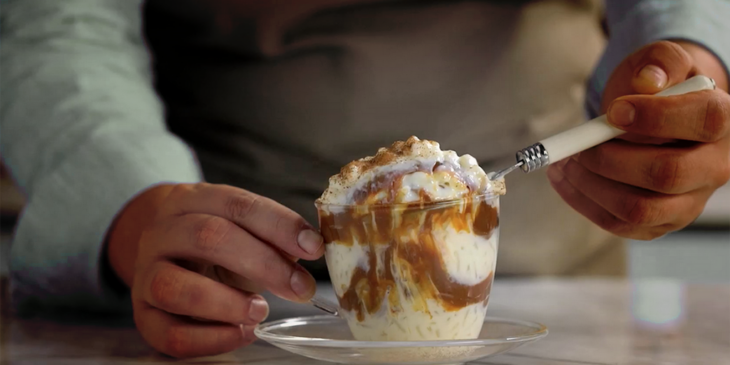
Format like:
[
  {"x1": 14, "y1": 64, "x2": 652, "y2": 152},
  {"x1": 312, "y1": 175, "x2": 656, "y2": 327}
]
[{"x1": 315, "y1": 193, "x2": 500, "y2": 341}]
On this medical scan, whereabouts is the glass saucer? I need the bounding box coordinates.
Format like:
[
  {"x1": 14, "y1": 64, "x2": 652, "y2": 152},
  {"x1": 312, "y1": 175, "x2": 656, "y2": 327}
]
[{"x1": 254, "y1": 315, "x2": 548, "y2": 365}]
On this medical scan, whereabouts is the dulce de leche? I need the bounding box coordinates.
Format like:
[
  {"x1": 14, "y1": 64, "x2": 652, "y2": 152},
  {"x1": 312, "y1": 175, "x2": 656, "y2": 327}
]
[{"x1": 316, "y1": 136, "x2": 505, "y2": 341}]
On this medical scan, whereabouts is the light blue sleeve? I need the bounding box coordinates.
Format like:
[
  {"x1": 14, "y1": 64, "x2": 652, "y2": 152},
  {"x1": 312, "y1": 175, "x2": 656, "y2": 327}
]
[
  {"x1": 586, "y1": 0, "x2": 730, "y2": 117},
  {"x1": 0, "y1": 0, "x2": 203, "y2": 313}
]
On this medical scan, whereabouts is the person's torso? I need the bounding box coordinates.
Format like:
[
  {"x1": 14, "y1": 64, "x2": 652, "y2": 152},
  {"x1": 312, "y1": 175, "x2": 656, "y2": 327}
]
[{"x1": 143, "y1": 0, "x2": 625, "y2": 276}]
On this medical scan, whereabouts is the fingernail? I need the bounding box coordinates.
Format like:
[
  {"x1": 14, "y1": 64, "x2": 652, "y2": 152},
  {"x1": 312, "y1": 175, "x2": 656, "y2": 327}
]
[
  {"x1": 608, "y1": 100, "x2": 636, "y2": 126},
  {"x1": 638, "y1": 65, "x2": 667, "y2": 89},
  {"x1": 290, "y1": 268, "x2": 315, "y2": 300},
  {"x1": 546, "y1": 165, "x2": 564, "y2": 183},
  {"x1": 248, "y1": 296, "x2": 269, "y2": 323},
  {"x1": 298, "y1": 229, "x2": 323, "y2": 255}
]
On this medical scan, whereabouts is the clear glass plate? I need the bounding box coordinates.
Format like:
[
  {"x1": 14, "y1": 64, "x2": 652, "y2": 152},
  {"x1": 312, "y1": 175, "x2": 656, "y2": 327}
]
[{"x1": 254, "y1": 315, "x2": 548, "y2": 365}]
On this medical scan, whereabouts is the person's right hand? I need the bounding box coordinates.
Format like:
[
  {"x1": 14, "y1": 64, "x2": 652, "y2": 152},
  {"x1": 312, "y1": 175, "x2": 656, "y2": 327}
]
[{"x1": 106, "y1": 183, "x2": 325, "y2": 358}]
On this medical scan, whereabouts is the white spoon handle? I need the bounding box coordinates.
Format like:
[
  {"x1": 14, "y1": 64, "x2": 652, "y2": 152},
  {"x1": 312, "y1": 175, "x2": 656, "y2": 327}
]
[{"x1": 517, "y1": 75, "x2": 716, "y2": 173}]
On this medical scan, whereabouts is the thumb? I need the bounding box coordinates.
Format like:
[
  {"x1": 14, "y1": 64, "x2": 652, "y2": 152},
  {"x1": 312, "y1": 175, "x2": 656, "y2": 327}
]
[{"x1": 602, "y1": 41, "x2": 696, "y2": 112}]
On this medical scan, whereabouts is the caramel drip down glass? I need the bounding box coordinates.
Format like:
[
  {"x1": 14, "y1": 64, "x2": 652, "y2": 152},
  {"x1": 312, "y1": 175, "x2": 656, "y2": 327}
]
[{"x1": 314, "y1": 193, "x2": 500, "y2": 341}]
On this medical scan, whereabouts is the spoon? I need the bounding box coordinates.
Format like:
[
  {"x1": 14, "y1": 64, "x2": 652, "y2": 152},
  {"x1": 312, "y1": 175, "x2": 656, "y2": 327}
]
[
  {"x1": 489, "y1": 75, "x2": 716, "y2": 180},
  {"x1": 310, "y1": 295, "x2": 340, "y2": 317}
]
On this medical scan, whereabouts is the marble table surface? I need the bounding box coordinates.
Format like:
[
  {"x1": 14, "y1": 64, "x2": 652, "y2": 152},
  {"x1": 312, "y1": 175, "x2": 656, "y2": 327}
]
[{"x1": 1, "y1": 278, "x2": 729, "y2": 365}]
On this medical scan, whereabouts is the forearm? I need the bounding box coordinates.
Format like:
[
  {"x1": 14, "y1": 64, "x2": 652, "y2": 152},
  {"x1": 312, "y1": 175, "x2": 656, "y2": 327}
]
[{"x1": 1, "y1": 0, "x2": 202, "y2": 312}]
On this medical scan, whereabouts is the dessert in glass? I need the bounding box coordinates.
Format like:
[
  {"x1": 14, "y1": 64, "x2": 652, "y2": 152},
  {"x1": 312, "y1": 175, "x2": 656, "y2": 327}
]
[{"x1": 315, "y1": 136, "x2": 506, "y2": 341}]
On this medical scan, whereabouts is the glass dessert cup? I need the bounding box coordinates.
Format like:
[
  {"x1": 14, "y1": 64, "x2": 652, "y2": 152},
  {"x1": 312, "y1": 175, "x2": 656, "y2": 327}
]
[{"x1": 315, "y1": 193, "x2": 500, "y2": 342}]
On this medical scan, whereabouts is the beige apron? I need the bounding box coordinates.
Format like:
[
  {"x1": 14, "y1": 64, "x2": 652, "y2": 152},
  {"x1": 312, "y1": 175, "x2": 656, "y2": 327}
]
[{"x1": 144, "y1": 0, "x2": 626, "y2": 277}]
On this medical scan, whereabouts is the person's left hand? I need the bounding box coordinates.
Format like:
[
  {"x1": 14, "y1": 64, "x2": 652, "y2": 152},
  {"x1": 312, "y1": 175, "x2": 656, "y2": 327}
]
[{"x1": 547, "y1": 41, "x2": 730, "y2": 240}]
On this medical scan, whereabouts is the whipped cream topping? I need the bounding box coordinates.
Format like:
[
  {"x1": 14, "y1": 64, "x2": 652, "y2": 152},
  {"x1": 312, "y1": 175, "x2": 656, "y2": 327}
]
[{"x1": 318, "y1": 136, "x2": 505, "y2": 205}]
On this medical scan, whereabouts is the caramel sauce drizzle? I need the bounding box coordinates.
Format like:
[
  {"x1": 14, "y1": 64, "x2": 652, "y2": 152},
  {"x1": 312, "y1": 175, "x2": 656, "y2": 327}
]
[{"x1": 319, "y1": 196, "x2": 498, "y2": 322}]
